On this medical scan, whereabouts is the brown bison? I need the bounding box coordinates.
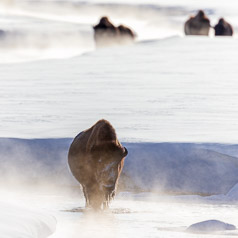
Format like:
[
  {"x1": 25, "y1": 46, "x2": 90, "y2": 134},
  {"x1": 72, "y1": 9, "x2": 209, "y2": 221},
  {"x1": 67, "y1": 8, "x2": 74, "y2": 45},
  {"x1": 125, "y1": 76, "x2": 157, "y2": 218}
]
[
  {"x1": 184, "y1": 10, "x2": 210, "y2": 36},
  {"x1": 93, "y1": 16, "x2": 136, "y2": 47},
  {"x1": 214, "y1": 18, "x2": 233, "y2": 36},
  {"x1": 117, "y1": 24, "x2": 136, "y2": 43},
  {"x1": 68, "y1": 119, "x2": 128, "y2": 210}
]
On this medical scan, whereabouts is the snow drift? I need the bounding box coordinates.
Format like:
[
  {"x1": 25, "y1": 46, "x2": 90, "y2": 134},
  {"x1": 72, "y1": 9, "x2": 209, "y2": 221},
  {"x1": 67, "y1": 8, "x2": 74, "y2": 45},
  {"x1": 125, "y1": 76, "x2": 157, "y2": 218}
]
[
  {"x1": 1, "y1": 37, "x2": 238, "y2": 142},
  {"x1": 1, "y1": 138, "x2": 238, "y2": 195},
  {"x1": 0, "y1": 201, "x2": 56, "y2": 238},
  {"x1": 187, "y1": 220, "x2": 236, "y2": 233},
  {"x1": 124, "y1": 143, "x2": 238, "y2": 194}
]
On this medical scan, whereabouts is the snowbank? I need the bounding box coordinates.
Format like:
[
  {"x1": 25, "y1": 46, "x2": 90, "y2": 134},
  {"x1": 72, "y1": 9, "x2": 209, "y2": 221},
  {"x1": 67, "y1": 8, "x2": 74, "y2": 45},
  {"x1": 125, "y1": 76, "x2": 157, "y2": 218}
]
[
  {"x1": 0, "y1": 37, "x2": 238, "y2": 143},
  {"x1": 1, "y1": 138, "x2": 238, "y2": 195},
  {"x1": 124, "y1": 143, "x2": 238, "y2": 194},
  {"x1": 186, "y1": 220, "x2": 236, "y2": 233},
  {"x1": 0, "y1": 201, "x2": 56, "y2": 238}
]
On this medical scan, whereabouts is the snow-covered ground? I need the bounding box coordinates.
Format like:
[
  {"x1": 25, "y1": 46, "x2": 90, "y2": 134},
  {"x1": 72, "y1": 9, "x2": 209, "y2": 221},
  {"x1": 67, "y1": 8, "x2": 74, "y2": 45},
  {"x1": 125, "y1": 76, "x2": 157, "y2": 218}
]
[
  {"x1": 0, "y1": 197, "x2": 56, "y2": 238},
  {"x1": 1, "y1": 0, "x2": 238, "y2": 237},
  {"x1": 1, "y1": 187, "x2": 238, "y2": 238},
  {"x1": 1, "y1": 37, "x2": 238, "y2": 142},
  {"x1": 1, "y1": 138, "x2": 238, "y2": 195},
  {"x1": 1, "y1": 0, "x2": 238, "y2": 63}
]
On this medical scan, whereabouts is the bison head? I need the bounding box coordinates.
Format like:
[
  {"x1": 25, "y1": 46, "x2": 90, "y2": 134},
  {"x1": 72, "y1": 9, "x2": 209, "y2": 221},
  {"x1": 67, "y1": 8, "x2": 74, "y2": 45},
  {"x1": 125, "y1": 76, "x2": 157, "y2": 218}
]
[{"x1": 89, "y1": 143, "x2": 128, "y2": 209}]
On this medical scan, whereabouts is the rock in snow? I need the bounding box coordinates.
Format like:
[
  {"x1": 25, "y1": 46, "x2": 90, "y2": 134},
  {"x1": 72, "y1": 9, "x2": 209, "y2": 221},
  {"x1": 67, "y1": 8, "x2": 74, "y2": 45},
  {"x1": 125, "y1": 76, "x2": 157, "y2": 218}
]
[{"x1": 187, "y1": 220, "x2": 236, "y2": 233}]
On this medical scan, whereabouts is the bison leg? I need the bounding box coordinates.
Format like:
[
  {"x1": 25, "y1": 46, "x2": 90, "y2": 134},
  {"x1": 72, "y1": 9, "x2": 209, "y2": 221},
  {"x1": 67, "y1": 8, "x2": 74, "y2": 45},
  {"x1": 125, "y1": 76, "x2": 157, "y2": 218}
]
[
  {"x1": 82, "y1": 186, "x2": 89, "y2": 208},
  {"x1": 103, "y1": 201, "x2": 109, "y2": 210},
  {"x1": 103, "y1": 193, "x2": 111, "y2": 210}
]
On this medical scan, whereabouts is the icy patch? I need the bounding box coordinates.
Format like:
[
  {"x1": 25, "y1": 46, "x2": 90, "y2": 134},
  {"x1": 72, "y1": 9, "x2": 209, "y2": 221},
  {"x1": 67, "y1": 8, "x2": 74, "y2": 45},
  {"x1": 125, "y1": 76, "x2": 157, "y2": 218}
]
[{"x1": 186, "y1": 220, "x2": 236, "y2": 234}]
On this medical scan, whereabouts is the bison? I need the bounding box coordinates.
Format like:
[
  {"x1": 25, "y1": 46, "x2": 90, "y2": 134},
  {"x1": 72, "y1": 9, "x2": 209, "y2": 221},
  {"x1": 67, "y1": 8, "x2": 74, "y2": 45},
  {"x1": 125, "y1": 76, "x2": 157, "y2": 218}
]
[
  {"x1": 68, "y1": 119, "x2": 128, "y2": 210},
  {"x1": 214, "y1": 18, "x2": 233, "y2": 36},
  {"x1": 117, "y1": 24, "x2": 136, "y2": 43},
  {"x1": 93, "y1": 16, "x2": 136, "y2": 47},
  {"x1": 184, "y1": 10, "x2": 210, "y2": 36},
  {"x1": 93, "y1": 16, "x2": 119, "y2": 47}
]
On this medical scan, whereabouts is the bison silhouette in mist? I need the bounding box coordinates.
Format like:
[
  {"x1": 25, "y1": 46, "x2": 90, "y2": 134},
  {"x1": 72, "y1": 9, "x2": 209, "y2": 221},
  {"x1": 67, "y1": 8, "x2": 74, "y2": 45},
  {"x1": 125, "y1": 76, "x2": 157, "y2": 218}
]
[
  {"x1": 93, "y1": 16, "x2": 136, "y2": 47},
  {"x1": 184, "y1": 10, "x2": 210, "y2": 36},
  {"x1": 68, "y1": 119, "x2": 128, "y2": 210},
  {"x1": 214, "y1": 18, "x2": 233, "y2": 36}
]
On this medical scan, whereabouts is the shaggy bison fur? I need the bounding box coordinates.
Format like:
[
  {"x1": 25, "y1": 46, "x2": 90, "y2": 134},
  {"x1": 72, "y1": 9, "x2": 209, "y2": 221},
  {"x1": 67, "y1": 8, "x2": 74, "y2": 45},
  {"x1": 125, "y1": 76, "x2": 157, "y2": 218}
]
[
  {"x1": 184, "y1": 10, "x2": 210, "y2": 36},
  {"x1": 68, "y1": 119, "x2": 128, "y2": 210}
]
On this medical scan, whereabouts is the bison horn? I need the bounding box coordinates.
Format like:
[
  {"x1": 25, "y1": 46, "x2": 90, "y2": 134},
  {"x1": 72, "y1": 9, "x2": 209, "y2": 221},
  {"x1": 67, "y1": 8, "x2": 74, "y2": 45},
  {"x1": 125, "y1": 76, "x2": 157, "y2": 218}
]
[{"x1": 123, "y1": 147, "x2": 128, "y2": 156}]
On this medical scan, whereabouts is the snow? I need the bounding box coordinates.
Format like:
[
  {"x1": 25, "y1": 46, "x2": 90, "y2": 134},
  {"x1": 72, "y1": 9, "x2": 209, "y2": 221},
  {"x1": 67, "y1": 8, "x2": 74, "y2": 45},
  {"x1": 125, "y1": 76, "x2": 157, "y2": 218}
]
[
  {"x1": 124, "y1": 143, "x2": 238, "y2": 194},
  {"x1": 0, "y1": 200, "x2": 56, "y2": 238},
  {"x1": 1, "y1": 138, "x2": 238, "y2": 237},
  {"x1": 3, "y1": 190, "x2": 237, "y2": 238},
  {"x1": 1, "y1": 138, "x2": 238, "y2": 195},
  {"x1": 187, "y1": 220, "x2": 236, "y2": 233},
  {"x1": 1, "y1": 0, "x2": 238, "y2": 62},
  {"x1": 1, "y1": 36, "x2": 238, "y2": 236},
  {"x1": 225, "y1": 183, "x2": 238, "y2": 200},
  {"x1": 0, "y1": 37, "x2": 238, "y2": 142}
]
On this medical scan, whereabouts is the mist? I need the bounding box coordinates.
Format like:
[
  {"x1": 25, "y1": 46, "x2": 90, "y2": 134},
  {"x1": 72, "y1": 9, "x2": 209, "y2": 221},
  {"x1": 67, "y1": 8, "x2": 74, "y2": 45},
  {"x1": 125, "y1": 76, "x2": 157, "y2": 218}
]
[
  {"x1": 0, "y1": 0, "x2": 190, "y2": 63},
  {"x1": 1, "y1": 0, "x2": 237, "y2": 63},
  {"x1": 0, "y1": 139, "x2": 238, "y2": 237},
  {"x1": 1, "y1": 138, "x2": 238, "y2": 195}
]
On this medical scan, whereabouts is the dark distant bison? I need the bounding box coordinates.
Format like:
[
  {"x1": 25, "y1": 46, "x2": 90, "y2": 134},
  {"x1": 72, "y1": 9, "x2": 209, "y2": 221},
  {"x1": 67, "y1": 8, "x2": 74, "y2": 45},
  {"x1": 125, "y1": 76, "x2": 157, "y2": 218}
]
[
  {"x1": 68, "y1": 119, "x2": 128, "y2": 210},
  {"x1": 93, "y1": 16, "x2": 118, "y2": 46},
  {"x1": 93, "y1": 16, "x2": 136, "y2": 47},
  {"x1": 184, "y1": 10, "x2": 210, "y2": 36},
  {"x1": 117, "y1": 24, "x2": 136, "y2": 42},
  {"x1": 214, "y1": 18, "x2": 233, "y2": 36}
]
